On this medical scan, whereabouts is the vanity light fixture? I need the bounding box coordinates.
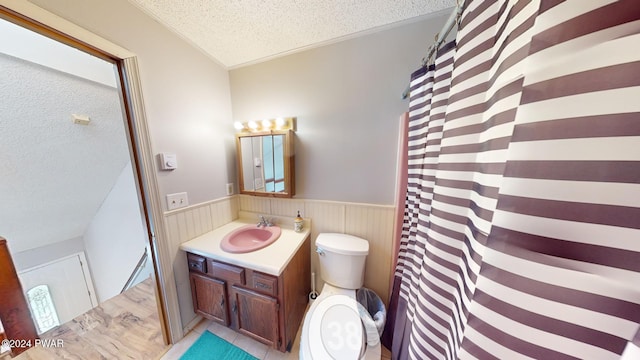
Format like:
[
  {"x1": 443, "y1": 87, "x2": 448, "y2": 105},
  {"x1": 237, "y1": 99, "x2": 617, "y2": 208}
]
[
  {"x1": 233, "y1": 121, "x2": 245, "y2": 130},
  {"x1": 234, "y1": 117, "x2": 297, "y2": 133}
]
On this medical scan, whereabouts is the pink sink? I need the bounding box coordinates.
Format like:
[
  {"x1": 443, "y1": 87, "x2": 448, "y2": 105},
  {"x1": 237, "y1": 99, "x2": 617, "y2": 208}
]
[{"x1": 220, "y1": 224, "x2": 281, "y2": 253}]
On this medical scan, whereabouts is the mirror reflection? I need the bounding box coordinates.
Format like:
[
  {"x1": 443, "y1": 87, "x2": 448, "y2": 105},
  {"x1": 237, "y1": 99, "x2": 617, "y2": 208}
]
[{"x1": 237, "y1": 130, "x2": 294, "y2": 197}]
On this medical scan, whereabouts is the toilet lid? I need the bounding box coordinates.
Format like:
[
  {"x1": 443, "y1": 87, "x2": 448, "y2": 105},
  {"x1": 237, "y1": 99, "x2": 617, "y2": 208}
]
[{"x1": 308, "y1": 294, "x2": 364, "y2": 359}]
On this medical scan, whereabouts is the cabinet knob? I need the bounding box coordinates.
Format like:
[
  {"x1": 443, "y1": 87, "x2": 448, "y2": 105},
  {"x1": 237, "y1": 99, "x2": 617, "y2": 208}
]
[{"x1": 256, "y1": 282, "x2": 270, "y2": 290}]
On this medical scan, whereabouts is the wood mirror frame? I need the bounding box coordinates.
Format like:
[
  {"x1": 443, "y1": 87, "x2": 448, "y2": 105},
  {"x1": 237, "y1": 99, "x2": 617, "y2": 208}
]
[{"x1": 236, "y1": 129, "x2": 295, "y2": 198}]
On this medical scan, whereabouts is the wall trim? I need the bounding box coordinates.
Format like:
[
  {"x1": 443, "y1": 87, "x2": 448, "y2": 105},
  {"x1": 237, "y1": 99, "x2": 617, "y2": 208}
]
[
  {"x1": 120, "y1": 56, "x2": 179, "y2": 343},
  {"x1": 182, "y1": 314, "x2": 204, "y2": 334},
  {"x1": 164, "y1": 195, "x2": 395, "y2": 217},
  {"x1": 300, "y1": 198, "x2": 395, "y2": 210}
]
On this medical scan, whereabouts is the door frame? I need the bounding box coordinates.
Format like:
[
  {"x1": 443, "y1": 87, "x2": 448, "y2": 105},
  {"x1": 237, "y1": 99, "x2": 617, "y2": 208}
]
[{"x1": 0, "y1": 1, "x2": 180, "y2": 344}]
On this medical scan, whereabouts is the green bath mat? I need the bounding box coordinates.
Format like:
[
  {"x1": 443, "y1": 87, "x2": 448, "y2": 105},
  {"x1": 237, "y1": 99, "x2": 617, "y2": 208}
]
[{"x1": 179, "y1": 331, "x2": 258, "y2": 360}]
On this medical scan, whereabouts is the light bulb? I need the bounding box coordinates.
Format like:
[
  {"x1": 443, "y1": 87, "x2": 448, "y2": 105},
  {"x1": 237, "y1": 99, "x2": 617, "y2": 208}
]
[
  {"x1": 275, "y1": 117, "x2": 285, "y2": 127},
  {"x1": 262, "y1": 119, "x2": 272, "y2": 129},
  {"x1": 233, "y1": 121, "x2": 244, "y2": 130},
  {"x1": 248, "y1": 121, "x2": 258, "y2": 129}
]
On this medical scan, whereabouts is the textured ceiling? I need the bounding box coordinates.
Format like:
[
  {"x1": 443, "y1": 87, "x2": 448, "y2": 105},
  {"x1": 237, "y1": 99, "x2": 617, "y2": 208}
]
[
  {"x1": 0, "y1": 19, "x2": 129, "y2": 254},
  {"x1": 128, "y1": 0, "x2": 456, "y2": 68}
]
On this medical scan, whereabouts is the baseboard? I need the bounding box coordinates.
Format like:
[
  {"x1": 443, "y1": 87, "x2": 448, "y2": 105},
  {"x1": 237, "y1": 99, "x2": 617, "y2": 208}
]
[{"x1": 182, "y1": 314, "x2": 204, "y2": 337}]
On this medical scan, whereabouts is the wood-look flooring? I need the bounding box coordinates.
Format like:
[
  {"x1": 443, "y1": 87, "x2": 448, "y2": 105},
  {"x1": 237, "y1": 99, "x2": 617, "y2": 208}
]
[
  {"x1": 13, "y1": 277, "x2": 167, "y2": 360},
  {"x1": 12, "y1": 276, "x2": 393, "y2": 359}
]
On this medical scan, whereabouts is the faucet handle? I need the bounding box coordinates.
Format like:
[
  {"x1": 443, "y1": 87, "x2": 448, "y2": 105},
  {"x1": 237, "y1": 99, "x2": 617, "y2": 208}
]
[
  {"x1": 257, "y1": 215, "x2": 273, "y2": 227},
  {"x1": 259, "y1": 215, "x2": 274, "y2": 227}
]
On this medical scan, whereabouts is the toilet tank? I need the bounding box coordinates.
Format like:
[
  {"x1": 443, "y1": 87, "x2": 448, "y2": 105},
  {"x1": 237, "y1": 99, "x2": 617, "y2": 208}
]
[{"x1": 316, "y1": 233, "x2": 369, "y2": 289}]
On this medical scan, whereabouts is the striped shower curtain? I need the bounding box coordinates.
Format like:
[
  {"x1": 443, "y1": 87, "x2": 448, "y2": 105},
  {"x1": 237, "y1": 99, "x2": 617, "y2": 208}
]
[{"x1": 385, "y1": 0, "x2": 640, "y2": 359}]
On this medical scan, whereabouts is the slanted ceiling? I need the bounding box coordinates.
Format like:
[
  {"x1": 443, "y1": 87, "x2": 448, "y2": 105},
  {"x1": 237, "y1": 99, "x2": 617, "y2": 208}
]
[
  {"x1": 128, "y1": 0, "x2": 456, "y2": 68},
  {"x1": 0, "y1": 19, "x2": 130, "y2": 254}
]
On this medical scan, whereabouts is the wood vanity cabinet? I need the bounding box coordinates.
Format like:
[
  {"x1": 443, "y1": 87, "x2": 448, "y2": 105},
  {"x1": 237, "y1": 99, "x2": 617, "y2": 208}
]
[
  {"x1": 189, "y1": 272, "x2": 229, "y2": 325},
  {"x1": 186, "y1": 236, "x2": 310, "y2": 352}
]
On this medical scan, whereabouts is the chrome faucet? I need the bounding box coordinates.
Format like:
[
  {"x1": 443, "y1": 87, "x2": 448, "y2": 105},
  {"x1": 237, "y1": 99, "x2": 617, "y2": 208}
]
[{"x1": 257, "y1": 215, "x2": 273, "y2": 227}]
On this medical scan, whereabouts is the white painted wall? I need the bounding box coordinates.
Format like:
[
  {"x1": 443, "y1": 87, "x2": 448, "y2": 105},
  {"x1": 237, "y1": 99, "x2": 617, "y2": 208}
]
[
  {"x1": 12, "y1": 237, "x2": 85, "y2": 272},
  {"x1": 229, "y1": 13, "x2": 450, "y2": 205},
  {"x1": 83, "y1": 162, "x2": 148, "y2": 303},
  {"x1": 29, "y1": 0, "x2": 236, "y2": 210}
]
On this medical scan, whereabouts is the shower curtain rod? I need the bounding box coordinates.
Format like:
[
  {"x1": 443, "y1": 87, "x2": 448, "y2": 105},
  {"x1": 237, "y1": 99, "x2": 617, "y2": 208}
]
[{"x1": 401, "y1": 1, "x2": 466, "y2": 99}]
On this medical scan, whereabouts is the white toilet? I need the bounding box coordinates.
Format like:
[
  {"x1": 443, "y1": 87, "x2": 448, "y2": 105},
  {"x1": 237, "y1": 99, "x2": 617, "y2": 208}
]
[{"x1": 300, "y1": 233, "x2": 382, "y2": 359}]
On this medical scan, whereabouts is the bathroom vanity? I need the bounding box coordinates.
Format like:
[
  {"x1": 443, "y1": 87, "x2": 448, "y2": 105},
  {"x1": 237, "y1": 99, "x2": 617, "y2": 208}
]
[{"x1": 180, "y1": 220, "x2": 310, "y2": 352}]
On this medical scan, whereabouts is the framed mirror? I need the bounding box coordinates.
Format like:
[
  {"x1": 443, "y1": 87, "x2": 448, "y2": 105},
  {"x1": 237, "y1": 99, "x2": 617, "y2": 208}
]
[{"x1": 236, "y1": 130, "x2": 295, "y2": 197}]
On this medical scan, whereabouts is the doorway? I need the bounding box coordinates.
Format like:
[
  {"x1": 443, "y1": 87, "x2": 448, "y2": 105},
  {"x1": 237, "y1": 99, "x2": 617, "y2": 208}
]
[{"x1": 0, "y1": 4, "x2": 171, "y2": 352}]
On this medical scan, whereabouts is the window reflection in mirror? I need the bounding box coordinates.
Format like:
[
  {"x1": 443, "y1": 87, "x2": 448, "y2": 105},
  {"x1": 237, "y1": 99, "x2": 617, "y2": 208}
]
[{"x1": 236, "y1": 130, "x2": 294, "y2": 198}]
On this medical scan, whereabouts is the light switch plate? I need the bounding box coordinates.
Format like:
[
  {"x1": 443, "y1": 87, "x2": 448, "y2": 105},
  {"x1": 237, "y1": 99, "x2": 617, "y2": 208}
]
[{"x1": 166, "y1": 192, "x2": 188, "y2": 210}]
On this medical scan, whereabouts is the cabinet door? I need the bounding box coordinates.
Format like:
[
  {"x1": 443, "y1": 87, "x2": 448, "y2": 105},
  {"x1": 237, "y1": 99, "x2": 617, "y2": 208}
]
[
  {"x1": 232, "y1": 285, "x2": 279, "y2": 347},
  {"x1": 190, "y1": 272, "x2": 229, "y2": 325}
]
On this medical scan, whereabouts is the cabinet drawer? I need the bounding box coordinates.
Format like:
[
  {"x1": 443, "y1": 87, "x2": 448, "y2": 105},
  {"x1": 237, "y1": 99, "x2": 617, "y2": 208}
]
[
  {"x1": 187, "y1": 253, "x2": 207, "y2": 273},
  {"x1": 210, "y1": 260, "x2": 245, "y2": 285},
  {"x1": 251, "y1": 272, "x2": 278, "y2": 296}
]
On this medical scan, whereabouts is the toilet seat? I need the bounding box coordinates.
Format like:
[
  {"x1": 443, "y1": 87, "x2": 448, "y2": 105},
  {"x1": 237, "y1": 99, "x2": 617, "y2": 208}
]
[
  {"x1": 300, "y1": 284, "x2": 381, "y2": 359},
  {"x1": 308, "y1": 294, "x2": 364, "y2": 359}
]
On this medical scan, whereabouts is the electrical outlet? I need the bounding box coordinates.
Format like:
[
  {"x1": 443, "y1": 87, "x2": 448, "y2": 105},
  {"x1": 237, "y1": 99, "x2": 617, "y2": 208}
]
[
  {"x1": 166, "y1": 192, "x2": 189, "y2": 210},
  {"x1": 226, "y1": 183, "x2": 234, "y2": 195}
]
